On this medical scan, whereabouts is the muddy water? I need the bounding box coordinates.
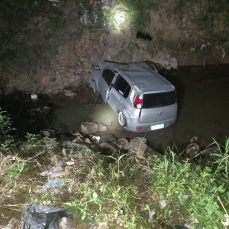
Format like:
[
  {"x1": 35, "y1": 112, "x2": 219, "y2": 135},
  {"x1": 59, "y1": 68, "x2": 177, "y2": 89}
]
[
  {"x1": 1, "y1": 65, "x2": 229, "y2": 153},
  {"x1": 49, "y1": 65, "x2": 229, "y2": 152}
]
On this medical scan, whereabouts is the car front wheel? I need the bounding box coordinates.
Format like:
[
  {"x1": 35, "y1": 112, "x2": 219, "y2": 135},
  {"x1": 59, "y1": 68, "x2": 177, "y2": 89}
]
[{"x1": 118, "y1": 111, "x2": 126, "y2": 126}]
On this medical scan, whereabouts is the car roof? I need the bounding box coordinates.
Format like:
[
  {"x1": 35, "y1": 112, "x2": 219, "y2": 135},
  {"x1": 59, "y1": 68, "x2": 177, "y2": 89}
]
[{"x1": 99, "y1": 61, "x2": 175, "y2": 93}]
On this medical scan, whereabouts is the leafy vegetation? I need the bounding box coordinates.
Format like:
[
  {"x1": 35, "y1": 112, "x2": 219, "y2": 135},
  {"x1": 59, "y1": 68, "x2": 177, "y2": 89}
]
[
  {"x1": 63, "y1": 147, "x2": 229, "y2": 228},
  {"x1": 0, "y1": 109, "x2": 229, "y2": 228},
  {"x1": 0, "y1": 108, "x2": 15, "y2": 154},
  {"x1": 174, "y1": 0, "x2": 229, "y2": 42}
]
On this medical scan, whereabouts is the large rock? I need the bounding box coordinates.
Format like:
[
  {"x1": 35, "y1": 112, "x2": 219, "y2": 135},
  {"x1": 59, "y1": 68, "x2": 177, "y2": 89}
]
[
  {"x1": 99, "y1": 143, "x2": 117, "y2": 155},
  {"x1": 98, "y1": 123, "x2": 108, "y2": 131},
  {"x1": 200, "y1": 146, "x2": 219, "y2": 157},
  {"x1": 59, "y1": 217, "x2": 76, "y2": 229},
  {"x1": 42, "y1": 136, "x2": 58, "y2": 150},
  {"x1": 186, "y1": 143, "x2": 200, "y2": 158},
  {"x1": 152, "y1": 50, "x2": 179, "y2": 70},
  {"x1": 128, "y1": 137, "x2": 147, "y2": 156},
  {"x1": 62, "y1": 140, "x2": 85, "y2": 151},
  {"x1": 100, "y1": 134, "x2": 116, "y2": 143},
  {"x1": 81, "y1": 122, "x2": 99, "y2": 134},
  {"x1": 115, "y1": 138, "x2": 129, "y2": 150}
]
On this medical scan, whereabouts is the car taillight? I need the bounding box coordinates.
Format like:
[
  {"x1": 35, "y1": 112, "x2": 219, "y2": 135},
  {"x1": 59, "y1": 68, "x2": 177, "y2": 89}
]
[{"x1": 134, "y1": 94, "x2": 143, "y2": 109}]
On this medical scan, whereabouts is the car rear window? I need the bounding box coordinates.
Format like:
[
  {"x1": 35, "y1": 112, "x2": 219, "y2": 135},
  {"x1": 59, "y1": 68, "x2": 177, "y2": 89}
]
[{"x1": 143, "y1": 91, "x2": 176, "y2": 108}]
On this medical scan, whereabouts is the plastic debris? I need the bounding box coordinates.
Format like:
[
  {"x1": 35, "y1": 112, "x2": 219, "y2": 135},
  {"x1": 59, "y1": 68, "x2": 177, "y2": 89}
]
[
  {"x1": 160, "y1": 200, "x2": 166, "y2": 209},
  {"x1": 80, "y1": 10, "x2": 91, "y2": 25},
  {"x1": 21, "y1": 204, "x2": 72, "y2": 229},
  {"x1": 136, "y1": 31, "x2": 152, "y2": 41},
  {"x1": 222, "y1": 214, "x2": 229, "y2": 227},
  {"x1": 85, "y1": 147, "x2": 92, "y2": 152},
  {"x1": 90, "y1": 135, "x2": 100, "y2": 143},
  {"x1": 65, "y1": 161, "x2": 75, "y2": 165},
  {"x1": 31, "y1": 94, "x2": 38, "y2": 100},
  {"x1": 42, "y1": 178, "x2": 65, "y2": 192},
  {"x1": 93, "y1": 11, "x2": 98, "y2": 23},
  {"x1": 148, "y1": 209, "x2": 156, "y2": 223},
  {"x1": 40, "y1": 170, "x2": 49, "y2": 176}
]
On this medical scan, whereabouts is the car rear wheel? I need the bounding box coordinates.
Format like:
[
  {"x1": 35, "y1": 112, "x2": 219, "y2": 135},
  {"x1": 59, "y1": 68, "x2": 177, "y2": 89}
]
[{"x1": 118, "y1": 111, "x2": 126, "y2": 126}]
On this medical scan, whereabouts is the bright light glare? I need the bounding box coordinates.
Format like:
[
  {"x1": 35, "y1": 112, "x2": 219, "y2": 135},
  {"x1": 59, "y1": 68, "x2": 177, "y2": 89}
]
[{"x1": 113, "y1": 11, "x2": 125, "y2": 27}]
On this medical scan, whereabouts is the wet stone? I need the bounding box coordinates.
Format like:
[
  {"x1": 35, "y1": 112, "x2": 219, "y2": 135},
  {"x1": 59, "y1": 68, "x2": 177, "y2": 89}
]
[
  {"x1": 81, "y1": 122, "x2": 99, "y2": 134},
  {"x1": 186, "y1": 143, "x2": 200, "y2": 158},
  {"x1": 65, "y1": 165, "x2": 73, "y2": 176},
  {"x1": 98, "y1": 123, "x2": 107, "y2": 131},
  {"x1": 99, "y1": 142, "x2": 117, "y2": 155},
  {"x1": 100, "y1": 134, "x2": 116, "y2": 143},
  {"x1": 85, "y1": 138, "x2": 91, "y2": 144},
  {"x1": 59, "y1": 217, "x2": 76, "y2": 229},
  {"x1": 128, "y1": 137, "x2": 147, "y2": 156},
  {"x1": 115, "y1": 138, "x2": 129, "y2": 150},
  {"x1": 50, "y1": 187, "x2": 67, "y2": 198}
]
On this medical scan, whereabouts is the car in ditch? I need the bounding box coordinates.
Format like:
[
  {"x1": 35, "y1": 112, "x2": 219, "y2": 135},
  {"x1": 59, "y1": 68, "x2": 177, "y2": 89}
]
[{"x1": 91, "y1": 61, "x2": 177, "y2": 132}]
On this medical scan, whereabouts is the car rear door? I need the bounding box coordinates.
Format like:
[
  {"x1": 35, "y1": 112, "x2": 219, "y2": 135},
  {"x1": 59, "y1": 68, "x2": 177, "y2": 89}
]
[
  {"x1": 138, "y1": 91, "x2": 177, "y2": 124},
  {"x1": 108, "y1": 74, "x2": 131, "y2": 113},
  {"x1": 99, "y1": 69, "x2": 115, "y2": 102}
]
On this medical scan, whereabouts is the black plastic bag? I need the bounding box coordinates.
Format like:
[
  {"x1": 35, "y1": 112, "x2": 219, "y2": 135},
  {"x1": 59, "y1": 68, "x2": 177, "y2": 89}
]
[{"x1": 21, "y1": 204, "x2": 73, "y2": 229}]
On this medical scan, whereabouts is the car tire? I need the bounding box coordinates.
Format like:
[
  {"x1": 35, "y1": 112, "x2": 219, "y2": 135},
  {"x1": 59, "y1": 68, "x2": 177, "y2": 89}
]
[
  {"x1": 118, "y1": 111, "x2": 126, "y2": 126},
  {"x1": 91, "y1": 80, "x2": 98, "y2": 95}
]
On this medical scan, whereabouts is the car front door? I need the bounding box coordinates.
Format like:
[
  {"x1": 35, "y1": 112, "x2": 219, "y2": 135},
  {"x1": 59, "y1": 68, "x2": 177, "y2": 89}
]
[{"x1": 99, "y1": 69, "x2": 115, "y2": 102}]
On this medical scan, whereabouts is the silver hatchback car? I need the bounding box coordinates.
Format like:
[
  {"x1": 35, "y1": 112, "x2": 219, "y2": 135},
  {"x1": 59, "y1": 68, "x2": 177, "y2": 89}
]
[{"x1": 91, "y1": 61, "x2": 177, "y2": 132}]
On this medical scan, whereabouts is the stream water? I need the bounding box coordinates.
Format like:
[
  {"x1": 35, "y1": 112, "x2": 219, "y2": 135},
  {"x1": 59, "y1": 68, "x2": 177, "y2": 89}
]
[{"x1": 1, "y1": 64, "x2": 229, "y2": 153}]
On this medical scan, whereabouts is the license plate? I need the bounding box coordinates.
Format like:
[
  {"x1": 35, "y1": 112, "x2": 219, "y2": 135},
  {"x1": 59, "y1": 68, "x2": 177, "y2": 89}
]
[{"x1": 151, "y1": 123, "x2": 164, "y2": 130}]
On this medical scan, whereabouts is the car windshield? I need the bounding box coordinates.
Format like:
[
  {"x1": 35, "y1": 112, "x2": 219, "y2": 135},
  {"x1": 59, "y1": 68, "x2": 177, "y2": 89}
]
[{"x1": 142, "y1": 91, "x2": 176, "y2": 108}]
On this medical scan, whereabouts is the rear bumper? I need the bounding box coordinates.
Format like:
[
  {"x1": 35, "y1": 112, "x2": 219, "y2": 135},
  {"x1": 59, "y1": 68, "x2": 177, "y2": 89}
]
[{"x1": 126, "y1": 117, "x2": 176, "y2": 132}]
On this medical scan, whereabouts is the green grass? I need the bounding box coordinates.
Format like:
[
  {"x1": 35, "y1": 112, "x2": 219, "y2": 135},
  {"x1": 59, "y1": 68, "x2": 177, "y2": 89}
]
[
  {"x1": 0, "y1": 109, "x2": 229, "y2": 228},
  {"x1": 63, "y1": 147, "x2": 229, "y2": 228}
]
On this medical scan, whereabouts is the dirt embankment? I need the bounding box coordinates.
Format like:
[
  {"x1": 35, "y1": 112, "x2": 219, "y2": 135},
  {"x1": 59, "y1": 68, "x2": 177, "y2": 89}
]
[{"x1": 1, "y1": 0, "x2": 228, "y2": 95}]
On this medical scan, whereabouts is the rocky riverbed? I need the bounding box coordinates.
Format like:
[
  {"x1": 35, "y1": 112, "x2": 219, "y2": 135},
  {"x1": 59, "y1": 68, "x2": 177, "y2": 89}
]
[{"x1": 0, "y1": 121, "x2": 222, "y2": 229}]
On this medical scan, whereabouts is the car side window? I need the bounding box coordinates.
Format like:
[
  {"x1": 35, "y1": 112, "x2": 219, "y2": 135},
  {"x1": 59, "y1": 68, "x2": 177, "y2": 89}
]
[
  {"x1": 114, "y1": 75, "x2": 131, "y2": 98},
  {"x1": 102, "y1": 69, "x2": 115, "y2": 86}
]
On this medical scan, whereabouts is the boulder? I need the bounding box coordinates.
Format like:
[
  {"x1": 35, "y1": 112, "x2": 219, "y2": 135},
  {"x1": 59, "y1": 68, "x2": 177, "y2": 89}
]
[
  {"x1": 100, "y1": 134, "x2": 116, "y2": 143},
  {"x1": 59, "y1": 217, "x2": 76, "y2": 229},
  {"x1": 42, "y1": 136, "x2": 58, "y2": 149},
  {"x1": 65, "y1": 165, "x2": 74, "y2": 176},
  {"x1": 200, "y1": 146, "x2": 219, "y2": 157},
  {"x1": 98, "y1": 123, "x2": 108, "y2": 131},
  {"x1": 50, "y1": 187, "x2": 68, "y2": 198},
  {"x1": 71, "y1": 132, "x2": 83, "y2": 138},
  {"x1": 85, "y1": 138, "x2": 91, "y2": 144},
  {"x1": 186, "y1": 143, "x2": 200, "y2": 158},
  {"x1": 62, "y1": 140, "x2": 86, "y2": 151},
  {"x1": 115, "y1": 138, "x2": 129, "y2": 150},
  {"x1": 99, "y1": 143, "x2": 117, "y2": 155},
  {"x1": 170, "y1": 57, "x2": 178, "y2": 69},
  {"x1": 62, "y1": 141, "x2": 72, "y2": 148},
  {"x1": 128, "y1": 137, "x2": 147, "y2": 156},
  {"x1": 40, "y1": 166, "x2": 65, "y2": 179},
  {"x1": 81, "y1": 122, "x2": 99, "y2": 134}
]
